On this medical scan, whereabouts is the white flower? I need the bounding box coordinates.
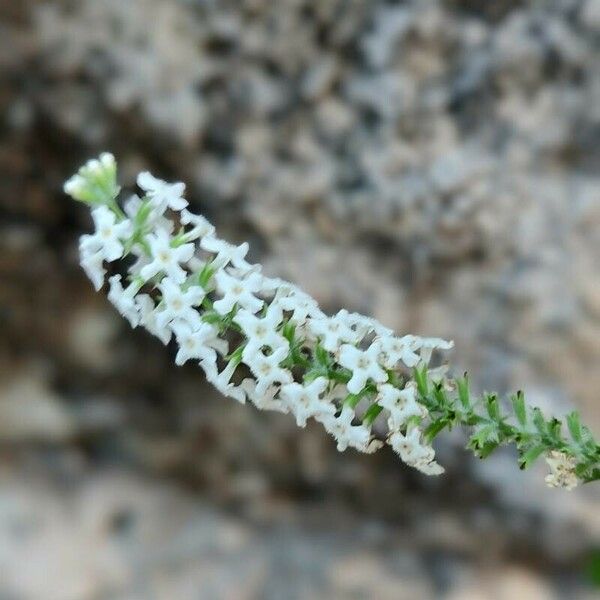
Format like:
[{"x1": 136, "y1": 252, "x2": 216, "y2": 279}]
[
  {"x1": 137, "y1": 171, "x2": 187, "y2": 212},
  {"x1": 273, "y1": 286, "x2": 324, "y2": 324},
  {"x1": 306, "y1": 312, "x2": 359, "y2": 352},
  {"x1": 140, "y1": 229, "x2": 195, "y2": 284},
  {"x1": 280, "y1": 377, "x2": 335, "y2": 427},
  {"x1": 155, "y1": 278, "x2": 204, "y2": 329},
  {"x1": 415, "y1": 337, "x2": 454, "y2": 365},
  {"x1": 201, "y1": 359, "x2": 246, "y2": 404},
  {"x1": 544, "y1": 451, "x2": 578, "y2": 491},
  {"x1": 241, "y1": 380, "x2": 289, "y2": 413},
  {"x1": 135, "y1": 294, "x2": 172, "y2": 345},
  {"x1": 338, "y1": 343, "x2": 388, "y2": 394},
  {"x1": 242, "y1": 346, "x2": 292, "y2": 396},
  {"x1": 107, "y1": 275, "x2": 140, "y2": 328},
  {"x1": 64, "y1": 153, "x2": 118, "y2": 204},
  {"x1": 414, "y1": 458, "x2": 445, "y2": 476},
  {"x1": 234, "y1": 305, "x2": 288, "y2": 353},
  {"x1": 81, "y1": 206, "x2": 132, "y2": 262},
  {"x1": 64, "y1": 174, "x2": 86, "y2": 198},
  {"x1": 388, "y1": 427, "x2": 424, "y2": 462},
  {"x1": 376, "y1": 335, "x2": 421, "y2": 369},
  {"x1": 339, "y1": 310, "x2": 394, "y2": 339},
  {"x1": 318, "y1": 407, "x2": 377, "y2": 452},
  {"x1": 125, "y1": 194, "x2": 175, "y2": 232},
  {"x1": 172, "y1": 321, "x2": 223, "y2": 366},
  {"x1": 127, "y1": 251, "x2": 152, "y2": 279},
  {"x1": 388, "y1": 428, "x2": 444, "y2": 475},
  {"x1": 377, "y1": 383, "x2": 426, "y2": 430},
  {"x1": 258, "y1": 276, "x2": 290, "y2": 296},
  {"x1": 79, "y1": 238, "x2": 106, "y2": 291},
  {"x1": 180, "y1": 209, "x2": 215, "y2": 240},
  {"x1": 200, "y1": 236, "x2": 254, "y2": 272},
  {"x1": 213, "y1": 271, "x2": 264, "y2": 315}
]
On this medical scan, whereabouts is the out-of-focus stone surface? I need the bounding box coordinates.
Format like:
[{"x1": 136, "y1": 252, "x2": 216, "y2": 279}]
[
  {"x1": 0, "y1": 466, "x2": 598, "y2": 600},
  {"x1": 0, "y1": 0, "x2": 599, "y2": 597}
]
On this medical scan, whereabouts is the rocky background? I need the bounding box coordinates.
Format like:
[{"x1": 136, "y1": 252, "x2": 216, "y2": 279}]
[{"x1": 1, "y1": 0, "x2": 599, "y2": 598}]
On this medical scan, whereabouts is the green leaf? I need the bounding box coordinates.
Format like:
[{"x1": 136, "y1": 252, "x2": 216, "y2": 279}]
[
  {"x1": 282, "y1": 321, "x2": 296, "y2": 344},
  {"x1": 457, "y1": 374, "x2": 470, "y2": 410},
  {"x1": 343, "y1": 393, "x2": 362, "y2": 410},
  {"x1": 581, "y1": 468, "x2": 600, "y2": 484},
  {"x1": 198, "y1": 264, "x2": 215, "y2": 288},
  {"x1": 546, "y1": 418, "x2": 562, "y2": 442},
  {"x1": 518, "y1": 445, "x2": 546, "y2": 470},
  {"x1": 478, "y1": 441, "x2": 500, "y2": 459},
  {"x1": 226, "y1": 344, "x2": 245, "y2": 366},
  {"x1": 413, "y1": 366, "x2": 428, "y2": 397},
  {"x1": 532, "y1": 407, "x2": 546, "y2": 435},
  {"x1": 201, "y1": 312, "x2": 222, "y2": 325},
  {"x1": 424, "y1": 418, "x2": 448, "y2": 443},
  {"x1": 486, "y1": 394, "x2": 501, "y2": 421},
  {"x1": 468, "y1": 424, "x2": 499, "y2": 451},
  {"x1": 432, "y1": 383, "x2": 449, "y2": 409},
  {"x1": 315, "y1": 344, "x2": 330, "y2": 367},
  {"x1": 362, "y1": 403, "x2": 383, "y2": 426},
  {"x1": 511, "y1": 391, "x2": 527, "y2": 427},
  {"x1": 565, "y1": 412, "x2": 582, "y2": 443}
]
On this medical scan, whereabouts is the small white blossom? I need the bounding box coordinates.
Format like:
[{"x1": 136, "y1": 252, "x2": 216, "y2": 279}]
[
  {"x1": 377, "y1": 383, "x2": 426, "y2": 430},
  {"x1": 318, "y1": 407, "x2": 377, "y2": 452},
  {"x1": 273, "y1": 286, "x2": 324, "y2": 324},
  {"x1": 125, "y1": 194, "x2": 175, "y2": 232},
  {"x1": 544, "y1": 451, "x2": 578, "y2": 491},
  {"x1": 340, "y1": 310, "x2": 394, "y2": 339},
  {"x1": 306, "y1": 312, "x2": 359, "y2": 352},
  {"x1": 135, "y1": 294, "x2": 172, "y2": 345},
  {"x1": 200, "y1": 236, "x2": 254, "y2": 272},
  {"x1": 213, "y1": 271, "x2": 264, "y2": 315},
  {"x1": 137, "y1": 171, "x2": 187, "y2": 212},
  {"x1": 234, "y1": 305, "x2": 288, "y2": 353},
  {"x1": 242, "y1": 346, "x2": 292, "y2": 396},
  {"x1": 107, "y1": 275, "x2": 140, "y2": 328},
  {"x1": 338, "y1": 343, "x2": 388, "y2": 394},
  {"x1": 376, "y1": 335, "x2": 421, "y2": 369},
  {"x1": 280, "y1": 377, "x2": 335, "y2": 427},
  {"x1": 201, "y1": 359, "x2": 246, "y2": 404},
  {"x1": 64, "y1": 153, "x2": 118, "y2": 204},
  {"x1": 414, "y1": 457, "x2": 445, "y2": 476},
  {"x1": 172, "y1": 321, "x2": 223, "y2": 366},
  {"x1": 64, "y1": 174, "x2": 87, "y2": 198},
  {"x1": 415, "y1": 337, "x2": 454, "y2": 365},
  {"x1": 180, "y1": 209, "x2": 215, "y2": 240},
  {"x1": 81, "y1": 206, "x2": 132, "y2": 262},
  {"x1": 242, "y1": 380, "x2": 289, "y2": 413},
  {"x1": 79, "y1": 240, "x2": 106, "y2": 291},
  {"x1": 155, "y1": 278, "x2": 204, "y2": 329},
  {"x1": 388, "y1": 428, "x2": 444, "y2": 475},
  {"x1": 140, "y1": 229, "x2": 195, "y2": 284}
]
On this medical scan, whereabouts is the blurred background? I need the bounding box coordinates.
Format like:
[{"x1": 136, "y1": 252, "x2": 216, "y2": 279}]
[{"x1": 1, "y1": 0, "x2": 599, "y2": 598}]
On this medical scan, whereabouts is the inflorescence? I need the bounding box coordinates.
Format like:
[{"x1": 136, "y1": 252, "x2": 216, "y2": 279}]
[{"x1": 65, "y1": 154, "x2": 600, "y2": 490}]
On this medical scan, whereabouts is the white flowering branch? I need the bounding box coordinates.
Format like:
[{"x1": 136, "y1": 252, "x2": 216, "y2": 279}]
[{"x1": 65, "y1": 154, "x2": 600, "y2": 490}]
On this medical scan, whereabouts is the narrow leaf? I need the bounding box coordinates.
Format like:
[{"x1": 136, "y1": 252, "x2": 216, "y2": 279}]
[
  {"x1": 457, "y1": 374, "x2": 470, "y2": 410},
  {"x1": 566, "y1": 412, "x2": 582, "y2": 444},
  {"x1": 511, "y1": 391, "x2": 527, "y2": 427},
  {"x1": 519, "y1": 445, "x2": 546, "y2": 470}
]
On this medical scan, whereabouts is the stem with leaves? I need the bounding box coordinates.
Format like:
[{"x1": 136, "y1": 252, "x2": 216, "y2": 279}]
[{"x1": 414, "y1": 367, "x2": 600, "y2": 484}]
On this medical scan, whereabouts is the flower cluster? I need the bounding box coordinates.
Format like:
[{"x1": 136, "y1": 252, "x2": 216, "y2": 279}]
[
  {"x1": 65, "y1": 155, "x2": 600, "y2": 489},
  {"x1": 544, "y1": 451, "x2": 578, "y2": 491}
]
